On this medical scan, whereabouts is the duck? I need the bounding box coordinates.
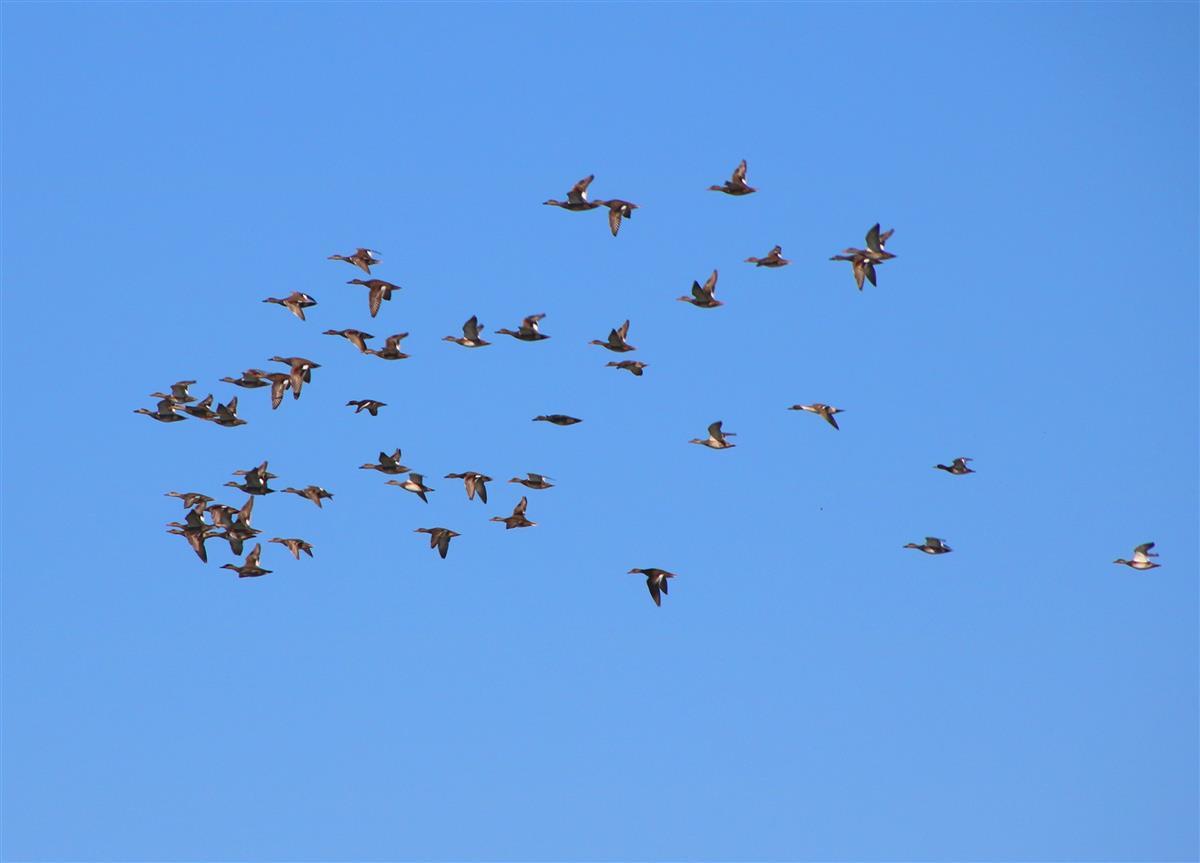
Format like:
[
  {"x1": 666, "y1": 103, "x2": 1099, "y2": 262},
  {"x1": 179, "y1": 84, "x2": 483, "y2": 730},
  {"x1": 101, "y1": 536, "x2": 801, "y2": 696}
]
[
  {"x1": 345, "y1": 278, "x2": 400, "y2": 318},
  {"x1": 220, "y1": 543, "x2": 272, "y2": 578},
  {"x1": 164, "y1": 491, "x2": 213, "y2": 509},
  {"x1": 205, "y1": 503, "x2": 241, "y2": 530},
  {"x1": 346, "y1": 399, "x2": 387, "y2": 416},
  {"x1": 443, "y1": 315, "x2": 490, "y2": 347},
  {"x1": 592, "y1": 199, "x2": 639, "y2": 236},
  {"x1": 862, "y1": 223, "x2": 896, "y2": 261},
  {"x1": 260, "y1": 373, "x2": 292, "y2": 409},
  {"x1": 369, "y1": 333, "x2": 410, "y2": 360},
  {"x1": 281, "y1": 485, "x2": 334, "y2": 508},
  {"x1": 134, "y1": 397, "x2": 187, "y2": 423},
  {"x1": 745, "y1": 245, "x2": 790, "y2": 267},
  {"x1": 708, "y1": 159, "x2": 756, "y2": 195},
  {"x1": 533, "y1": 414, "x2": 582, "y2": 426},
  {"x1": 164, "y1": 380, "x2": 197, "y2": 404},
  {"x1": 789, "y1": 403, "x2": 844, "y2": 430},
  {"x1": 385, "y1": 473, "x2": 434, "y2": 503},
  {"x1": 445, "y1": 471, "x2": 493, "y2": 504},
  {"x1": 262, "y1": 292, "x2": 317, "y2": 321},
  {"x1": 829, "y1": 251, "x2": 877, "y2": 291},
  {"x1": 180, "y1": 394, "x2": 218, "y2": 421},
  {"x1": 269, "y1": 537, "x2": 314, "y2": 560},
  {"x1": 360, "y1": 449, "x2": 409, "y2": 475},
  {"x1": 415, "y1": 527, "x2": 460, "y2": 559},
  {"x1": 934, "y1": 457, "x2": 975, "y2": 475},
  {"x1": 268, "y1": 356, "x2": 321, "y2": 399},
  {"x1": 508, "y1": 472, "x2": 554, "y2": 490},
  {"x1": 678, "y1": 270, "x2": 723, "y2": 308},
  {"x1": 628, "y1": 568, "x2": 676, "y2": 606},
  {"x1": 225, "y1": 460, "x2": 276, "y2": 495},
  {"x1": 323, "y1": 328, "x2": 375, "y2": 354},
  {"x1": 328, "y1": 248, "x2": 381, "y2": 274},
  {"x1": 491, "y1": 496, "x2": 536, "y2": 529},
  {"x1": 830, "y1": 224, "x2": 896, "y2": 290},
  {"x1": 904, "y1": 537, "x2": 953, "y2": 555},
  {"x1": 606, "y1": 360, "x2": 647, "y2": 376},
  {"x1": 690, "y1": 420, "x2": 736, "y2": 449},
  {"x1": 212, "y1": 396, "x2": 248, "y2": 427},
  {"x1": 165, "y1": 508, "x2": 218, "y2": 563},
  {"x1": 1113, "y1": 542, "x2": 1161, "y2": 570},
  {"x1": 219, "y1": 497, "x2": 261, "y2": 555},
  {"x1": 219, "y1": 368, "x2": 270, "y2": 389},
  {"x1": 589, "y1": 319, "x2": 635, "y2": 352},
  {"x1": 543, "y1": 174, "x2": 601, "y2": 211},
  {"x1": 496, "y1": 313, "x2": 549, "y2": 341}
]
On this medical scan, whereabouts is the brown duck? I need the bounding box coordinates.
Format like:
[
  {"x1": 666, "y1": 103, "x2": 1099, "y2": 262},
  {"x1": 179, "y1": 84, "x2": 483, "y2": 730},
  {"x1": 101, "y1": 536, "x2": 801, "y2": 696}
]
[
  {"x1": 346, "y1": 278, "x2": 400, "y2": 318},
  {"x1": 415, "y1": 527, "x2": 460, "y2": 559},
  {"x1": 745, "y1": 245, "x2": 790, "y2": 267},
  {"x1": 262, "y1": 292, "x2": 317, "y2": 321},
  {"x1": 678, "y1": 270, "x2": 723, "y2": 308},
  {"x1": 260, "y1": 373, "x2": 292, "y2": 409},
  {"x1": 496, "y1": 313, "x2": 549, "y2": 342},
  {"x1": 491, "y1": 496, "x2": 536, "y2": 529},
  {"x1": 533, "y1": 414, "x2": 582, "y2": 426},
  {"x1": 592, "y1": 199, "x2": 639, "y2": 236},
  {"x1": 282, "y1": 485, "x2": 334, "y2": 508},
  {"x1": 268, "y1": 356, "x2": 321, "y2": 399},
  {"x1": 166, "y1": 508, "x2": 218, "y2": 563},
  {"x1": 328, "y1": 248, "x2": 381, "y2": 274},
  {"x1": 606, "y1": 360, "x2": 647, "y2": 376},
  {"x1": 443, "y1": 315, "x2": 490, "y2": 348},
  {"x1": 508, "y1": 472, "x2": 554, "y2": 490},
  {"x1": 164, "y1": 491, "x2": 213, "y2": 509},
  {"x1": 269, "y1": 537, "x2": 314, "y2": 560},
  {"x1": 225, "y1": 460, "x2": 276, "y2": 495},
  {"x1": 934, "y1": 457, "x2": 975, "y2": 475},
  {"x1": 543, "y1": 174, "x2": 600, "y2": 211},
  {"x1": 220, "y1": 543, "x2": 272, "y2": 578},
  {"x1": 370, "y1": 333, "x2": 410, "y2": 360},
  {"x1": 789, "y1": 403, "x2": 844, "y2": 430},
  {"x1": 323, "y1": 328, "x2": 375, "y2": 354},
  {"x1": 134, "y1": 397, "x2": 187, "y2": 423},
  {"x1": 628, "y1": 568, "x2": 676, "y2": 607},
  {"x1": 346, "y1": 399, "x2": 387, "y2": 416},
  {"x1": 690, "y1": 420, "x2": 736, "y2": 449},
  {"x1": 589, "y1": 319, "x2": 635, "y2": 352},
  {"x1": 708, "y1": 159, "x2": 756, "y2": 195},
  {"x1": 386, "y1": 473, "x2": 434, "y2": 503},
  {"x1": 212, "y1": 397, "x2": 247, "y2": 427},
  {"x1": 220, "y1": 368, "x2": 270, "y2": 389},
  {"x1": 445, "y1": 471, "x2": 493, "y2": 504},
  {"x1": 904, "y1": 537, "x2": 952, "y2": 555},
  {"x1": 1113, "y1": 542, "x2": 1161, "y2": 570},
  {"x1": 181, "y1": 394, "x2": 218, "y2": 421},
  {"x1": 360, "y1": 449, "x2": 409, "y2": 475}
]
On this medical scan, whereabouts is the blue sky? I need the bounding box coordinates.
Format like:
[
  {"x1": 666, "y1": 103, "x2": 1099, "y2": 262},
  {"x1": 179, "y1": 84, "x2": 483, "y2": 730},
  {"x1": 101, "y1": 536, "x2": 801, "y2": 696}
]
[{"x1": 2, "y1": 2, "x2": 1197, "y2": 860}]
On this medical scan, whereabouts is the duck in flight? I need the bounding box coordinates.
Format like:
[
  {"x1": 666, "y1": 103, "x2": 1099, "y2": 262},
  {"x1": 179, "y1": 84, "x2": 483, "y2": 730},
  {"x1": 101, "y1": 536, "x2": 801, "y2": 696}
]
[
  {"x1": 282, "y1": 485, "x2": 334, "y2": 508},
  {"x1": 789, "y1": 403, "x2": 844, "y2": 430},
  {"x1": 360, "y1": 449, "x2": 409, "y2": 475},
  {"x1": 1113, "y1": 542, "x2": 1161, "y2": 570},
  {"x1": 346, "y1": 399, "x2": 387, "y2": 416},
  {"x1": 678, "y1": 270, "x2": 723, "y2": 308},
  {"x1": 386, "y1": 473, "x2": 434, "y2": 503},
  {"x1": 629, "y1": 568, "x2": 676, "y2": 606},
  {"x1": 745, "y1": 245, "x2": 789, "y2": 267},
  {"x1": 934, "y1": 457, "x2": 975, "y2": 475},
  {"x1": 592, "y1": 199, "x2": 639, "y2": 236},
  {"x1": 445, "y1": 471, "x2": 493, "y2": 504},
  {"x1": 508, "y1": 472, "x2": 554, "y2": 490},
  {"x1": 491, "y1": 496, "x2": 536, "y2": 529},
  {"x1": 904, "y1": 537, "x2": 953, "y2": 555},
  {"x1": 589, "y1": 319, "x2": 635, "y2": 352},
  {"x1": 606, "y1": 360, "x2": 647, "y2": 376},
  {"x1": 708, "y1": 159, "x2": 756, "y2": 196},
  {"x1": 323, "y1": 328, "x2": 375, "y2": 354},
  {"x1": 328, "y1": 247, "x2": 381, "y2": 274},
  {"x1": 269, "y1": 537, "x2": 314, "y2": 560},
  {"x1": 220, "y1": 543, "x2": 272, "y2": 578},
  {"x1": 415, "y1": 527, "x2": 460, "y2": 559},
  {"x1": 262, "y1": 292, "x2": 317, "y2": 321},
  {"x1": 496, "y1": 313, "x2": 550, "y2": 342},
  {"x1": 443, "y1": 315, "x2": 490, "y2": 348},
  {"x1": 690, "y1": 420, "x2": 736, "y2": 449},
  {"x1": 543, "y1": 174, "x2": 601, "y2": 211},
  {"x1": 346, "y1": 278, "x2": 400, "y2": 318}
]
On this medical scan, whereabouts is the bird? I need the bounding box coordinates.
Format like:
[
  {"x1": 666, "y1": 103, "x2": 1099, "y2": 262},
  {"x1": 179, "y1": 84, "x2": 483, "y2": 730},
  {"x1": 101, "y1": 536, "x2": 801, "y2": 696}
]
[
  {"x1": 533, "y1": 414, "x2": 582, "y2": 426},
  {"x1": 862, "y1": 223, "x2": 896, "y2": 261},
  {"x1": 386, "y1": 473, "x2": 434, "y2": 503},
  {"x1": 328, "y1": 248, "x2": 381, "y2": 274},
  {"x1": 165, "y1": 508, "x2": 218, "y2": 563},
  {"x1": 205, "y1": 502, "x2": 241, "y2": 530},
  {"x1": 369, "y1": 333, "x2": 410, "y2": 360},
  {"x1": 934, "y1": 457, "x2": 975, "y2": 475},
  {"x1": 134, "y1": 397, "x2": 187, "y2": 423},
  {"x1": 346, "y1": 399, "x2": 387, "y2": 416},
  {"x1": 262, "y1": 292, "x2": 317, "y2": 321},
  {"x1": 360, "y1": 449, "x2": 409, "y2": 475},
  {"x1": 322, "y1": 328, "x2": 375, "y2": 354},
  {"x1": 268, "y1": 356, "x2": 320, "y2": 399},
  {"x1": 690, "y1": 420, "x2": 736, "y2": 449},
  {"x1": 260, "y1": 373, "x2": 292, "y2": 409},
  {"x1": 281, "y1": 485, "x2": 334, "y2": 508},
  {"x1": 491, "y1": 496, "x2": 535, "y2": 529},
  {"x1": 269, "y1": 537, "x2": 314, "y2": 560},
  {"x1": 708, "y1": 159, "x2": 756, "y2": 195},
  {"x1": 219, "y1": 368, "x2": 270, "y2": 389},
  {"x1": 443, "y1": 315, "x2": 490, "y2": 347},
  {"x1": 589, "y1": 319, "x2": 635, "y2": 352},
  {"x1": 592, "y1": 199, "x2": 639, "y2": 236},
  {"x1": 212, "y1": 396, "x2": 247, "y2": 427},
  {"x1": 495, "y1": 313, "x2": 549, "y2": 342},
  {"x1": 745, "y1": 245, "x2": 790, "y2": 267},
  {"x1": 628, "y1": 568, "x2": 676, "y2": 606},
  {"x1": 164, "y1": 491, "x2": 213, "y2": 509},
  {"x1": 218, "y1": 497, "x2": 261, "y2": 555},
  {"x1": 606, "y1": 360, "x2": 647, "y2": 376},
  {"x1": 225, "y1": 460, "x2": 276, "y2": 495},
  {"x1": 1113, "y1": 542, "x2": 1161, "y2": 570},
  {"x1": 415, "y1": 527, "x2": 460, "y2": 559},
  {"x1": 345, "y1": 279, "x2": 400, "y2": 318},
  {"x1": 220, "y1": 543, "x2": 272, "y2": 578},
  {"x1": 508, "y1": 472, "x2": 554, "y2": 490},
  {"x1": 678, "y1": 270, "x2": 723, "y2": 308},
  {"x1": 543, "y1": 174, "x2": 601, "y2": 210},
  {"x1": 180, "y1": 394, "x2": 218, "y2": 421},
  {"x1": 789, "y1": 403, "x2": 844, "y2": 430},
  {"x1": 830, "y1": 224, "x2": 896, "y2": 290},
  {"x1": 829, "y1": 251, "x2": 878, "y2": 291},
  {"x1": 904, "y1": 537, "x2": 953, "y2": 555},
  {"x1": 445, "y1": 471, "x2": 493, "y2": 504},
  {"x1": 162, "y1": 380, "x2": 197, "y2": 404}
]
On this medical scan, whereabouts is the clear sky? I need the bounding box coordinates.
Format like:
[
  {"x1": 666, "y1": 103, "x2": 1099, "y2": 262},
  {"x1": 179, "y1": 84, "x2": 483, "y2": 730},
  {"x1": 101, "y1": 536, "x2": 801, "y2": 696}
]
[{"x1": 2, "y1": 2, "x2": 1197, "y2": 860}]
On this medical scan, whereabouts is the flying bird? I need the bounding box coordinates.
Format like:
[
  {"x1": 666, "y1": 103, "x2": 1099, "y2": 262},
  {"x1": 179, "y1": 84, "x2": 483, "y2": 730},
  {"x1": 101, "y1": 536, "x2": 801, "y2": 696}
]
[
  {"x1": 789, "y1": 403, "x2": 844, "y2": 430},
  {"x1": 262, "y1": 292, "x2": 317, "y2": 321},
  {"x1": 360, "y1": 449, "x2": 409, "y2": 475},
  {"x1": 606, "y1": 360, "x2": 647, "y2": 376},
  {"x1": 415, "y1": 527, "x2": 460, "y2": 559},
  {"x1": 589, "y1": 319, "x2": 635, "y2": 352},
  {"x1": 678, "y1": 270, "x2": 723, "y2": 308},
  {"x1": 592, "y1": 199, "x2": 639, "y2": 236},
  {"x1": 491, "y1": 496, "x2": 536, "y2": 529},
  {"x1": 443, "y1": 315, "x2": 490, "y2": 348},
  {"x1": 269, "y1": 537, "x2": 314, "y2": 560},
  {"x1": 533, "y1": 414, "x2": 582, "y2": 426},
  {"x1": 346, "y1": 399, "x2": 387, "y2": 416},
  {"x1": 328, "y1": 248, "x2": 381, "y2": 274},
  {"x1": 745, "y1": 245, "x2": 790, "y2": 268},
  {"x1": 628, "y1": 568, "x2": 676, "y2": 606},
  {"x1": 282, "y1": 485, "x2": 334, "y2": 508},
  {"x1": 346, "y1": 279, "x2": 400, "y2": 318},
  {"x1": 386, "y1": 473, "x2": 434, "y2": 503},
  {"x1": 690, "y1": 420, "x2": 736, "y2": 449},
  {"x1": 543, "y1": 174, "x2": 601, "y2": 211},
  {"x1": 904, "y1": 537, "x2": 953, "y2": 555},
  {"x1": 220, "y1": 543, "x2": 272, "y2": 578},
  {"x1": 323, "y1": 328, "x2": 375, "y2": 354},
  {"x1": 508, "y1": 472, "x2": 554, "y2": 490},
  {"x1": 496, "y1": 313, "x2": 550, "y2": 342},
  {"x1": 445, "y1": 471, "x2": 493, "y2": 504},
  {"x1": 1113, "y1": 542, "x2": 1161, "y2": 570},
  {"x1": 934, "y1": 457, "x2": 975, "y2": 475},
  {"x1": 708, "y1": 159, "x2": 756, "y2": 195}
]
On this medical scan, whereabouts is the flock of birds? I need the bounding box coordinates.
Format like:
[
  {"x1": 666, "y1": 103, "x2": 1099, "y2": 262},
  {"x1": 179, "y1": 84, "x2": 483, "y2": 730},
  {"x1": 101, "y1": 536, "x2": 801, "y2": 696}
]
[{"x1": 138, "y1": 160, "x2": 1165, "y2": 603}]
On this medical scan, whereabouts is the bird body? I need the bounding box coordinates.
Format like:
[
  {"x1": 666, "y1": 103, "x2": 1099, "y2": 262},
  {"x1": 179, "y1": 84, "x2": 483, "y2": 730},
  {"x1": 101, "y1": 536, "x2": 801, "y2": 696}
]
[
  {"x1": 904, "y1": 537, "x2": 953, "y2": 555},
  {"x1": 1113, "y1": 542, "x2": 1161, "y2": 570},
  {"x1": 789, "y1": 403, "x2": 844, "y2": 430},
  {"x1": 690, "y1": 420, "x2": 736, "y2": 449}
]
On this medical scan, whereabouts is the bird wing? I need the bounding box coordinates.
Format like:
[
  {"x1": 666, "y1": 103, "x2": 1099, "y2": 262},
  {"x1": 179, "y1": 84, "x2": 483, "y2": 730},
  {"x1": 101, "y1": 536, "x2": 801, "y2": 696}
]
[
  {"x1": 463, "y1": 316, "x2": 481, "y2": 341},
  {"x1": 514, "y1": 496, "x2": 528, "y2": 516},
  {"x1": 732, "y1": 160, "x2": 747, "y2": 183},
  {"x1": 707, "y1": 421, "x2": 724, "y2": 441},
  {"x1": 865, "y1": 223, "x2": 883, "y2": 254},
  {"x1": 566, "y1": 174, "x2": 594, "y2": 204},
  {"x1": 608, "y1": 206, "x2": 621, "y2": 236}
]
